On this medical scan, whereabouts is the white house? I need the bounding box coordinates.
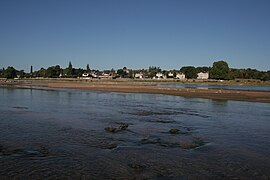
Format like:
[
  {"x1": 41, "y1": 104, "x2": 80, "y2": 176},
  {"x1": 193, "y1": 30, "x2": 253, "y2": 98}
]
[
  {"x1": 167, "y1": 72, "x2": 174, "y2": 78},
  {"x1": 176, "y1": 73, "x2": 186, "y2": 80},
  {"x1": 99, "y1": 73, "x2": 111, "y2": 79},
  {"x1": 154, "y1": 72, "x2": 165, "y2": 79},
  {"x1": 82, "y1": 73, "x2": 90, "y2": 77},
  {"x1": 134, "y1": 73, "x2": 144, "y2": 79},
  {"x1": 197, "y1": 72, "x2": 209, "y2": 80}
]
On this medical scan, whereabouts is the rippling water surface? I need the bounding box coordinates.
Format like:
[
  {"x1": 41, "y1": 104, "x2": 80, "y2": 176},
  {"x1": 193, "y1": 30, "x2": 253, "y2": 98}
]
[
  {"x1": 160, "y1": 83, "x2": 270, "y2": 91},
  {"x1": 1, "y1": 87, "x2": 270, "y2": 179}
]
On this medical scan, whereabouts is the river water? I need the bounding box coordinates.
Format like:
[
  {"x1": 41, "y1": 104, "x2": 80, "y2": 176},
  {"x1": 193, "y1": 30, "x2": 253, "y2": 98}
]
[
  {"x1": 0, "y1": 87, "x2": 270, "y2": 179},
  {"x1": 159, "y1": 83, "x2": 270, "y2": 91}
]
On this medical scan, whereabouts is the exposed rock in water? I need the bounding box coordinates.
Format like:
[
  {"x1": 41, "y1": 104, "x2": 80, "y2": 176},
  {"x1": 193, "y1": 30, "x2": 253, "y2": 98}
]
[
  {"x1": 128, "y1": 163, "x2": 145, "y2": 170},
  {"x1": 102, "y1": 143, "x2": 118, "y2": 149},
  {"x1": 104, "y1": 123, "x2": 129, "y2": 133},
  {"x1": 119, "y1": 123, "x2": 128, "y2": 130},
  {"x1": 169, "y1": 128, "x2": 180, "y2": 134},
  {"x1": 180, "y1": 138, "x2": 205, "y2": 150},
  {"x1": 104, "y1": 127, "x2": 118, "y2": 133}
]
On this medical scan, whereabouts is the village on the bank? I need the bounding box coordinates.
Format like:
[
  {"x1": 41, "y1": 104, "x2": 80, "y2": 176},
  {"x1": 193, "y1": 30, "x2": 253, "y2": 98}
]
[{"x1": 1, "y1": 60, "x2": 270, "y2": 81}]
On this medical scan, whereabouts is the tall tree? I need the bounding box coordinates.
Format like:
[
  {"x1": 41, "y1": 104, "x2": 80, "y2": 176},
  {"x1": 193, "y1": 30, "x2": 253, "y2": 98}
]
[
  {"x1": 210, "y1": 60, "x2": 230, "y2": 80},
  {"x1": 68, "y1": 61, "x2": 72, "y2": 69},
  {"x1": 30, "y1": 65, "x2": 33, "y2": 74},
  {"x1": 66, "y1": 61, "x2": 74, "y2": 77},
  {"x1": 86, "y1": 64, "x2": 90, "y2": 71},
  {"x1": 3, "y1": 66, "x2": 17, "y2": 78}
]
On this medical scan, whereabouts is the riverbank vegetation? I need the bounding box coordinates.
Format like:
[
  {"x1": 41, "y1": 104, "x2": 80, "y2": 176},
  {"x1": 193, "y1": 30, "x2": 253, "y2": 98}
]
[{"x1": 1, "y1": 60, "x2": 270, "y2": 81}]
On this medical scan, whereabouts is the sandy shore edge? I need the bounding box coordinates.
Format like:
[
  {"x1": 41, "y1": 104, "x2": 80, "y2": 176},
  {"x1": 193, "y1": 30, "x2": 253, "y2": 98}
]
[{"x1": 1, "y1": 80, "x2": 270, "y2": 103}]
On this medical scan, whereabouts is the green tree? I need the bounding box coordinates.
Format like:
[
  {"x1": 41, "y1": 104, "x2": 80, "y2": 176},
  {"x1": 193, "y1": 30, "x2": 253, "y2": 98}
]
[
  {"x1": 180, "y1": 66, "x2": 197, "y2": 79},
  {"x1": 66, "y1": 61, "x2": 74, "y2": 77},
  {"x1": 86, "y1": 64, "x2": 90, "y2": 71},
  {"x1": 210, "y1": 60, "x2": 230, "y2": 80},
  {"x1": 148, "y1": 66, "x2": 161, "y2": 78},
  {"x1": 117, "y1": 69, "x2": 127, "y2": 78},
  {"x1": 46, "y1": 66, "x2": 56, "y2": 78},
  {"x1": 3, "y1": 66, "x2": 17, "y2": 78},
  {"x1": 68, "y1": 61, "x2": 72, "y2": 69}
]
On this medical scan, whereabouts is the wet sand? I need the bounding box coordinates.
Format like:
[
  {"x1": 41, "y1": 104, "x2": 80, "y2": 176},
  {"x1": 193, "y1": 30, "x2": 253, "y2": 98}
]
[{"x1": 1, "y1": 80, "x2": 270, "y2": 103}]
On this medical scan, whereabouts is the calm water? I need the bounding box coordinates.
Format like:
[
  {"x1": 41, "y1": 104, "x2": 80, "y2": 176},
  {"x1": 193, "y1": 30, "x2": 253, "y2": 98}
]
[
  {"x1": 159, "y1": 83, "x2": 270, "y2": 91},
  {"x1": 1, "y1": 87, "x2": 270, "y2": 179}
]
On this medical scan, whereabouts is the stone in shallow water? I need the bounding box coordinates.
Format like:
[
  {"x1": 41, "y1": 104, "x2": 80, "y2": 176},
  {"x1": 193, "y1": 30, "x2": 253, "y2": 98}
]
[
  {"x1": 128, "y1": 163, "x2": 145, "y2": 170},
  {"x1": 169, "y1": 128, "x2": 180, "y2": 134},
  {"x1": 103, "y1": 143, "x2": 118, "y2": 149},
  {"x1": 180, "y1": 138, "x2": 205, "y2": 150},
  {"x1": 104, "y1": 127, "x2": 117, "y2": 133},
  {"x1": 104, "y1": 123, "x2": 129, "y2": 133}
]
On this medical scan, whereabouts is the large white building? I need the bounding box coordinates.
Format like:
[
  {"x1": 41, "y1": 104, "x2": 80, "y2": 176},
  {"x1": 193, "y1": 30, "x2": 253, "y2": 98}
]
[{"x1": 197, "y1": 72, "x2": 209, "y2": 80}]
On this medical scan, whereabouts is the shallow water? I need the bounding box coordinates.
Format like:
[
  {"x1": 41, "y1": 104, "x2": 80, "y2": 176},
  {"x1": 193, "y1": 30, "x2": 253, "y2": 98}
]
[
  {"x1": 160, "y1": 83, "x2": 270, "y2": 91},
  {"x1": 0, "y1": 87, "x2": 270, "y2": 179}
]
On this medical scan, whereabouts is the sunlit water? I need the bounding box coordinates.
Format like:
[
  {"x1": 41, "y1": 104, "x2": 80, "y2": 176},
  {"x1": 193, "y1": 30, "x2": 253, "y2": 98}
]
[{"x1": 1, "y1": 87, "x2": 270, "y2": 179}]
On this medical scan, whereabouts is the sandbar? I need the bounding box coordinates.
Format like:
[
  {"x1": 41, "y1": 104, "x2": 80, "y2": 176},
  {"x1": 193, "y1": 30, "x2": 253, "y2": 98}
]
[{"x1": 1, "y1": 80, "x2": 270, "y2": 103}]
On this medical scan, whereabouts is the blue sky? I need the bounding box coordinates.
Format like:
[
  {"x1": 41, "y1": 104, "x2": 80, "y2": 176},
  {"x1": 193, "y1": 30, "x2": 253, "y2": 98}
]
[{"x1": 0, "y1": 0, "x2": 270, "y2": 72}]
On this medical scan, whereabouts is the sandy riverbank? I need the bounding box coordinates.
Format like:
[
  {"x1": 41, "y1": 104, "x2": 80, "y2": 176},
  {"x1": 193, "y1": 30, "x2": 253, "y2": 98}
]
[{"x1": 1, "y1": 80, "x2": 270, "y2": 103}]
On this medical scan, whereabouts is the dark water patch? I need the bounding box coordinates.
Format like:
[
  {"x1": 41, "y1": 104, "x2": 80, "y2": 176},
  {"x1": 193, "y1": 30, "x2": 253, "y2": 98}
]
[
  {"x1": 129, "y1": 110, "x2": 180, "y2": 116},
  {"x1": 99, "y1": 142, "x2": 118, "y2": 150},
  {"x1": 146, "y1": 118, "x2": 176, "y2": 123},
  {"x1": 0, "y1": 146, "x2": 24, "y2": 156},
  {"x1": 138, "y1": 135, "x2": 206, "y2": 150},
  {"x1": 128, "y1": 109, "x2": 210, "y2": 119},
  {"x1": 12, "y1": 106, "x2": 28, "y2": 110}
]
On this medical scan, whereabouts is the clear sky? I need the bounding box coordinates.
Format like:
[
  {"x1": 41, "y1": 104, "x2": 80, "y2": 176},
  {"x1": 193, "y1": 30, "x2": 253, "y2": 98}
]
[{"x1": 0, "y1": 0, "x2": 270, "y2": 72}]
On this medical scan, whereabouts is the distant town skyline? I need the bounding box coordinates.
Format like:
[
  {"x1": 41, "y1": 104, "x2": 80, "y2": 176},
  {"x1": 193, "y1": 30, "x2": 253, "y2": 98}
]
[{"x1": 1, "y1": 0, "x2": 270, "y2": 71}]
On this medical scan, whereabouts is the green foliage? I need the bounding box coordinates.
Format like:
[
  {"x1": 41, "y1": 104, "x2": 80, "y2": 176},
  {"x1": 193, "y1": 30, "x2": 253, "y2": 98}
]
[
  {"x1": 45, "y1": 65, "x2": 62, "y2": 78},
  {"x1": 180, "y1": 66, "x2": 197, "y2": 79},
  {"x1": 210, "y1": 61, "x2": 230, "y2": 80},
  {"x1": 3, "y1": 66, "x2": 17, "y2": 78},
  {"x1": 86, "y1": 64, "x2": 90, "y2": 71},
  {"x1": 117, "y1": 69, "x2": 127, "y2": 78},
  {"x1": 148, "y1": 66, "x2": 161, "y2": 78},
  {"x1": 0, "y1": 61, "x2": 269, "y2": 81},
  {"x1": 68, "y1": 61, "x2": 72, "y2": 69}
]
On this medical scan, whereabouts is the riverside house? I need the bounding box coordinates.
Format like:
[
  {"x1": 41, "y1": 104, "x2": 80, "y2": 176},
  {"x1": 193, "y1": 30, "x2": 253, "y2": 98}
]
[
  {"x1": 154, "y1": 72, "x2": 165, "y2": 79},
  {"x1": 197, "y1": 72, "x2": 209, "y2": 80},
  {"x1": 176, "y1": 73, "x2": 186, "y2": 80}
]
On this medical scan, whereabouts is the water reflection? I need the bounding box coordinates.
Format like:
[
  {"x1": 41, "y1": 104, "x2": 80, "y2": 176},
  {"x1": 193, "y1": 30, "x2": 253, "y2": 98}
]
[{"x1": 0, "y1": 87, "x2": 270, "y2": 179}]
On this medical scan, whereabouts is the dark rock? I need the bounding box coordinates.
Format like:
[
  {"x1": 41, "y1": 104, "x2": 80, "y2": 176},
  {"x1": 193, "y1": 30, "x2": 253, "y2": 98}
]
[
  {"x1": 119, "y1": 123, "x2": 128, "y2": 130},
  {"x1": 128, "y1": 163, "x2": 145, "y2": 169},
  {"x1": 105, "y1": 123, "x2": 129, "y2": 133},
  {"x1": 105, "y1": 143, "x2": 118, "y2": 149},
  {"x1": 180, "y1": 138, "x2": 205, "y2": 149},
  {"x1": 169, "y1": 128, "x2": 180, "y2": 134},
  {"x1": 105, "y1": 127, "x2": 117, "y2": 133}
]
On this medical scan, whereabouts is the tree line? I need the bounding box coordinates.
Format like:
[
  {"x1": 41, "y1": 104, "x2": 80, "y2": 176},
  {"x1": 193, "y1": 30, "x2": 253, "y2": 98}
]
[{"x1": 0, "y1": 61, "x2": 270, "y2": 81}]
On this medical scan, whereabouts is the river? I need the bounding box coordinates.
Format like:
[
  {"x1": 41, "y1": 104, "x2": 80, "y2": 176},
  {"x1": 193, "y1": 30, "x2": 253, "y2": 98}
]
[
  {"x1": 159, "y1": 83, "x2": 270, "y2": 91},
  {"x1": 0, "y1": 87, "x2": 270, "y2": 179}
]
